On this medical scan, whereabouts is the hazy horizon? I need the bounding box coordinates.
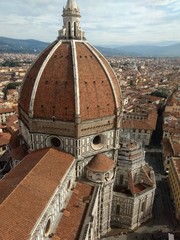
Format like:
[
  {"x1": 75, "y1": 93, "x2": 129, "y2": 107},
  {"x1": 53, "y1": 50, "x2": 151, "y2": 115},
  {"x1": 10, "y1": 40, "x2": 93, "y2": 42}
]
[{"x1": 0, "y1": 0, "x2": 179, "y2": 46}]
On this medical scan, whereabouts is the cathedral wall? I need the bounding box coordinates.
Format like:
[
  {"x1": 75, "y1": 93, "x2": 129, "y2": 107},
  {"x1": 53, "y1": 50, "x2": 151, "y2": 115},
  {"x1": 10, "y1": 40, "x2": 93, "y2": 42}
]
[
  {"x1": 111, "y1": 193, "x2": 134, "y2": 228},
  {"x1": 117, "y1": 153, "x2": 145, "y2": 172},
  {"x1": 86, "y1": 169, "x2": 114, "y2": 183},
  {"x1": 99, "y1": 182, "x2": 114, "y2": 235},
  {"x1": 28, "y1": 129, "x2": 118, "y2": 159},
  {"x1": 111, "y1": 187, "x2": 155, "y2": 230},
  {"x1": 115, "y1": 169, "x2": 129, "y2": 187},
  {"x1": 30, "y1": 162, "x2": 76, "y2": 240},
  {"x1": 19, "y1": 119, "x2": 31, "y2": 147},
  {"x1": 79, "y1": 187, "x2": 100, "y2": 240},
  {"x1": 131, "y1": 188, "x2": 155, "y2": 229}
]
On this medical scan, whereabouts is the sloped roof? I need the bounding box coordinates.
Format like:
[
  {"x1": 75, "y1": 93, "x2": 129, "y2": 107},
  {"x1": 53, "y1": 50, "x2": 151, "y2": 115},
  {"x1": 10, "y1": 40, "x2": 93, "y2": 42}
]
[
  {"x1": 19, "y1": 41, "x2": 121, "y2": 123},
  {"x1": 0, "y1": 132, "x2": 11, "y2": 147},
  {"x1": 0, "y1": 148, "x2": 75, "y2": 240},
  {"x1": 86, "y1": 153, "x2": 115, "y2": 172},
  {"x1": 53, "y1": 182, "x2": 94, "y2": 240}
]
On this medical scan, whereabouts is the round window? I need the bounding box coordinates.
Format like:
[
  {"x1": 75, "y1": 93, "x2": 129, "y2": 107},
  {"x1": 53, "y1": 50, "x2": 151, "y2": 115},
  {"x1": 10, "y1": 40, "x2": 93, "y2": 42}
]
[
  {"x1": 91, "y1": 134, "x2": 106, "y2": 150},
  {"x1": 46, "y1": 136, "x2": 63, "y2": 149},
  {"x1": 44, "y1": 219, "x2": 51, "y2": 237},
  {"x1": 51, "y1": 137, "x2": 61, "y2": 147},
  {"x1": 93, "y1": 135, "x2": 101, "y2": 145}
]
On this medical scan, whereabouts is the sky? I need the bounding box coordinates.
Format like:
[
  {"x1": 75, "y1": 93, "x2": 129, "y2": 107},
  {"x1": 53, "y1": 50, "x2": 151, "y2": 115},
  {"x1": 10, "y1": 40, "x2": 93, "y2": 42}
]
[{"x1": 0, "y1": 0, "x2": 179, "y2": 46}]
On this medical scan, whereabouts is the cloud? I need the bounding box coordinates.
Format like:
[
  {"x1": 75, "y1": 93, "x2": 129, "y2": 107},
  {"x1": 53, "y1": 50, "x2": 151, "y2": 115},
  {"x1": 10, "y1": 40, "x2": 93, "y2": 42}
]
[{"x1": 0, "y1": 0, "x2": 179, "y2": 45}]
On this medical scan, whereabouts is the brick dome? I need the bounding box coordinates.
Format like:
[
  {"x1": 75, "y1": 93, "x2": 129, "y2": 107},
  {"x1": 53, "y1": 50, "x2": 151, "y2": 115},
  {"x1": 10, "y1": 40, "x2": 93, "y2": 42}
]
[
  {"x1": 19, "y1": 40, "x2": 121, "y2": 123},
  {"x1": 86, "y1": 154, "x2": 115, "y2": 173},
  {"x1": 18, "y1": 0, "x2": 122, "y2": 139}
]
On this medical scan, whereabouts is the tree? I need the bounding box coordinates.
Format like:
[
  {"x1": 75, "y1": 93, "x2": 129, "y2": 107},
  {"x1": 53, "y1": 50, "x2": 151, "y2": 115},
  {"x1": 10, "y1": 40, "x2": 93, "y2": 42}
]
[{"x1": 150, "y1": 90, "x2": 168, "y2": 99}]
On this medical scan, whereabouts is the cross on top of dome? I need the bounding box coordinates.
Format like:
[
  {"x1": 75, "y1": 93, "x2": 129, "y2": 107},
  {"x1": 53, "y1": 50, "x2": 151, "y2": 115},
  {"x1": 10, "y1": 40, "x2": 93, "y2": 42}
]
[{"x1": 58, "y1": 0, "x2": 85, "y2": 40}]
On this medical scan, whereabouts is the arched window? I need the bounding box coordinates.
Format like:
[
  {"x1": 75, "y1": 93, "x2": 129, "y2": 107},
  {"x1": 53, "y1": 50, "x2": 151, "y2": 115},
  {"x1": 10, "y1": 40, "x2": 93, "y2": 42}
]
[
  {"x1": 74, "y1": 22, "x2": 77, "y2": 38},
  {"x1": 44, "y1": 219, "x2": 51, "y2": 237},
  {"x1": 96, "y1": 173, "x2": 102, "y2": 181},
  {"x1": 141, "y1": 201, "x2": 146, "y2": 212},
  {"x1": 120, "y1": 174, "x2": 124, "y2": 185},
  {"x1": 68, "y1": 22, "x2": 71, "y2": 38},
  {"x1": 116, "y1": 205, "x2": 120, "y2": 215}
]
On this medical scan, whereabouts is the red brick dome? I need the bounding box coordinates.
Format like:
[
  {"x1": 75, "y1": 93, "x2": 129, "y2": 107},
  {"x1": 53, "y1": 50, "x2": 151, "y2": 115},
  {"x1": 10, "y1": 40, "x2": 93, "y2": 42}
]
[
  {"x1": 86, "y1": 154, "x2": 115, "y2": 172},
  {"x1": 19, "y1": 40, "x2": 121, "y2": 123}
]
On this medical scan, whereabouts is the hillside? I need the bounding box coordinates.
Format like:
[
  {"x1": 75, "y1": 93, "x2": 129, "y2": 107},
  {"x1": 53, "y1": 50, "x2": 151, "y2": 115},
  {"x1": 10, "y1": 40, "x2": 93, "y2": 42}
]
[
  {"x1": 0, "y1": 36, "x2": 179, "y2": 57},
  {"x1": 97, "y1": 43, "x2": 180, "y2": 57},
  {"x1": 0, "y1": 37, "x2": 49, "y2": 53}
]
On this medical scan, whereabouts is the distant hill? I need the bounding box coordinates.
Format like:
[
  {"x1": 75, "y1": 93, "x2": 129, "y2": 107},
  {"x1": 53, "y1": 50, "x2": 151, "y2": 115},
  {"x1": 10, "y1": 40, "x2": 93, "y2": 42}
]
[
  {"x1": 97, "y1": 43, "x2": 180, "y2": 57},
  {"x1": 0, "y1": 36, "x2": 180, "y2": 57},
  {"x1": 0, "y1": 37, "x2": 49, "y2": 53}
]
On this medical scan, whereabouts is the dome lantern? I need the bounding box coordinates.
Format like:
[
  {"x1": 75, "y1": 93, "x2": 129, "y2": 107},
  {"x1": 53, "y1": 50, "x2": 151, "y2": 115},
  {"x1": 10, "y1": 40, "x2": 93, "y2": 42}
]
[{"x1": 58, "y1": 0, "x2": 85, "y2": 40}]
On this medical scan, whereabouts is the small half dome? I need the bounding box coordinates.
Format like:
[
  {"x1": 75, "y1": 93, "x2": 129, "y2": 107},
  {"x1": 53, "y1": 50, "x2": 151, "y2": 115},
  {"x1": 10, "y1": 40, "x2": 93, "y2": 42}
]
[{"x1": 86, "y1": 154, "x2": 115, "y2": 173}]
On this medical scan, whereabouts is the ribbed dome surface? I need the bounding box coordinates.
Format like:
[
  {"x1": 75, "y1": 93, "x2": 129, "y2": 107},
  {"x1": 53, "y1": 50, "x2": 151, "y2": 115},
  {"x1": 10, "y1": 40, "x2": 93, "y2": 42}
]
[
  {"x1": 19, "y1": 40, "x2": 121, "y2": 123},
  {"x1": 87, "y1": 154, "x2": 115, "y2": 172}
]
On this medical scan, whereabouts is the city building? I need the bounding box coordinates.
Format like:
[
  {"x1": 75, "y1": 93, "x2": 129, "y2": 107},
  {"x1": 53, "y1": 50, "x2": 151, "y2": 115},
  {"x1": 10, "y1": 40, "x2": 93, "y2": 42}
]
[
  {"x1": 163, "y1": 86, "x2": 180, "y2": 139},
  {"x1": 162, "y1": 137, "x2": 180, "y2": 173},
  {"x1": 122, "y1": 108, "x2": 158, "y2": 146},
  {"x1": 0, "y1": 1, "x2": 155, "y2": 239},
  {"x1": 0, "y1": 132, "x2": 11, "y2": 156},
  {"x1": 168, "y1": 156, "x2": 180, "y2": 221},
  {"x1": 162, "y1": 138, "x2": 174, "y2": 173},
  {"x1": 0, "y1": 107, "x2": 16, "y2": 123},
  {"x1": 112, "y1": 140, "x2": 156, "y2": 230}
]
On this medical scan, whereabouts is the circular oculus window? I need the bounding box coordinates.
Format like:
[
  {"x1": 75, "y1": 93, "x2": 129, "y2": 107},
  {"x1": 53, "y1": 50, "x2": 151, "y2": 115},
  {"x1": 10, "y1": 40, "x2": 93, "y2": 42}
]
[
  {"x1": 51, "y1": 137, "x2": 61, "y2": 147},
  {"x1": 46, "y1": 136, "x2": 63, "y2": 149},
  {"x1": 91, "y1": 134, "x2": 106, "y2": 150}
]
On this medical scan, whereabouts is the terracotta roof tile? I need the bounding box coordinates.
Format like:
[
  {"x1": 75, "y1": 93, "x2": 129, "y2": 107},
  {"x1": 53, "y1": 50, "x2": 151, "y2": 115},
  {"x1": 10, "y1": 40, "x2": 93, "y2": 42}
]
[
  {"x1": 0, "y1": 107, "x2": 15, "y2": 114},
  {"x1": 76, "y1": 42, "x2": 118, "y2": 120},
  {"x1": 91, "y1": 44, "x2": 122, "y2": 108},
  {"x1": 173, "y1": 157, "x2": 180, "y2": 175},
  {"x1": 6, "y1": 114, "x2": 19, "y2": 133},
  {"x1": 33, "y1": 42, "x2": 75, "y2": 121},
  {"x1": 10, "y1": 144, "x2": 28, "y2": 160},
  {"x1": 163, "y1": 138, "x2": 174, "y2": 157},
  {"x1": 86, "y1": 153, "x2": 115, "y2": 172},
  {"x1": 53, "y1": 182, "x2": 94, "y2": 240},
  {"x1": 0, "y1": 148, "x2": 75, "y2": 240},
  {"x1": 171, "y1": 141, "x2": 180, "y2": 156},
  {"x1": 0, "y1": 132, "x2": 11, "y2": 147},
  {"x1": 122, "y1": 111, "x2": 157, "y2": 131},
  {"x1": 19, "y1": 42, "x2": 57, "y2": 113},
  {"x1": 9, "y1": 130, "x2": 20, "y2": 149},
  {"x1": 19, "y1": 40, "x2": 121, "y2": 123}
]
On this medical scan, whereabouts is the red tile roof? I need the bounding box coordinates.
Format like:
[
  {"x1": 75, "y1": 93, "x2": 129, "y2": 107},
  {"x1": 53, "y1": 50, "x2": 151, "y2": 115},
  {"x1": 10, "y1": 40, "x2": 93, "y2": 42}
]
[
  {"x1": 19, "y1": 41, "x2": 121, "y2": 123},
  {"x1": 19, "y1": 42, "x2": 57, "y2": 114},
  {"x1": 9, "y1": 130, "x2": 20, "y2": 149},
  {"x1": 0, "y1": 132, "x2": 11, "y2": 147},
  {"x1": 6, "y1": 114, "x2": 19, "y2": 133},
  {"x1": 10, "y1": 144, "x2": 28, "y2": 160},
  {"x1": 86, "y1": 153, "x2": 115, "y2": 172},
  {"x1": 173, "y1": 157, "x2": 180, "y2": 175},
  {"x1": 77, "y1": 42, "x2": 119, "y2": 120},
  {"x1": 122, "y1": 110, "x2": 157, "y2": 131},
  {"x1": 0, "y1": 107, "x2": 15, "y2": 114},
  {"x1": 33, "y1": 42, "x2": 75, "y2": 121},
  {"x1": 53, "y1": 182, "x2": 94, "y2": 240},
  {"x1": 0, "y1": 148, "x2": 75, "y2": 240},
  {"x1": 163, "y1": 138, "x2": 173, "y2": 157}
]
